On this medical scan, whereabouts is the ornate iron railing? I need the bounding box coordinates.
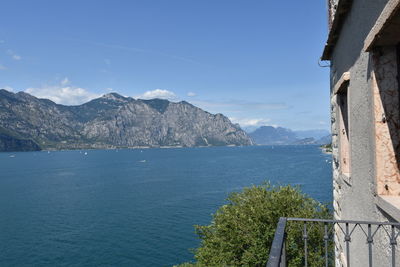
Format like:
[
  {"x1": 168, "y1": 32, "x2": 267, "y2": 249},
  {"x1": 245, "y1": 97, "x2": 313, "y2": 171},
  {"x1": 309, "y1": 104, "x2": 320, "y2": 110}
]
[{"x1": 266, "y1": 217, "x2": 400, "y2": 267}]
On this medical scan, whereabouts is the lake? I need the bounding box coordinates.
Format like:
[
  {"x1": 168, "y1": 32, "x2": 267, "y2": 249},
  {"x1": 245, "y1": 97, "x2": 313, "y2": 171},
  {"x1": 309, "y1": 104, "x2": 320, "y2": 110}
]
[{"x1": 0, "y1": 145, "x2": 332, "y2": 266}]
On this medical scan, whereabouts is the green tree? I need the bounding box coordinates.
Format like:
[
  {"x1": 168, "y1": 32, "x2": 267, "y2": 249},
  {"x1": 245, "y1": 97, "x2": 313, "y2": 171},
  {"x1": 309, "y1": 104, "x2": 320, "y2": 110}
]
[{"x1": 176, "y1": 183, "x2": 332, "y2": 267}]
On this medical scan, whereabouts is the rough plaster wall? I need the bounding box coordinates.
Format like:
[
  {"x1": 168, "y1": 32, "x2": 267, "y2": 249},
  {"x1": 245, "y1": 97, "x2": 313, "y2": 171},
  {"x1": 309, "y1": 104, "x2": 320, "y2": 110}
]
[
  {"x1": 373, "y1": 207, "x2": 400, "y2": 266},
  {"x1": 328, "y1": 0, "x2": 400, "y2": 265},
  {"x1": 330, "y1": 0, "x2": 389, "y2": 88},
  {"x1": 372, "y1": 46, "x2": 400, "y2": 196},
  {"x1": 332, "y1": 50, "x2": 385, "y2": 267},
  {"x1": 370, "y1": 46, "x2": 400, "y2": 266},
  {"x1": 346, "y1": 49, "x2": 400, "y2": 266}
]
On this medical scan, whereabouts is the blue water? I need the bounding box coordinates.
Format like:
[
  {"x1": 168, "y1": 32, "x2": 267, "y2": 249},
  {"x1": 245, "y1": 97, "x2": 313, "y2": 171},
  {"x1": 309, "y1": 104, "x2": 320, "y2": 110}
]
[{"x1": 0, "y1": 145, "x2": 332, "y2": 266}]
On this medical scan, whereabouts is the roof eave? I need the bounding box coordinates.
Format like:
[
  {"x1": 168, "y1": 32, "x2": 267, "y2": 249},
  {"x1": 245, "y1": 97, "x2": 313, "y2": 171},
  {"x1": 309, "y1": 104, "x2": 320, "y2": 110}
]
[{"x1": 321, "y1": 0, "x2": 353, "y2": 61}]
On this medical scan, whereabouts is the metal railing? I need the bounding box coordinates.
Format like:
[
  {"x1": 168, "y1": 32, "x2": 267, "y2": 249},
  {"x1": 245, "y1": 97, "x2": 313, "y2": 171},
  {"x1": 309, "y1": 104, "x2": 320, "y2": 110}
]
[{"x1": 266, "y1": 217, "x2": 400, "y2": 267}]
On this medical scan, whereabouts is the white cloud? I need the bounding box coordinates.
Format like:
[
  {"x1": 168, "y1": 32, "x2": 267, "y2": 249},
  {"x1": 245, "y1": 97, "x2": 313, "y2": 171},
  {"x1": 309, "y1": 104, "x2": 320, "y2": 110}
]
[
  {"x1": 0, "y1": 64, "x2": 6, "y2": 70},
  {"x1": 229, "y1": 117, "x2": 271, "y2": 127},
  {"x1": 25, "y1": 78, "x2": 100, "y2": 105},
  {"x1": 0, "y1": 40, "x2": 5, "y2": 44},
  {"x1": 136, "y1": 89, "x2": 177, "y2": 100},
  {"x1": 7, "y1": 49, "x2": 21, "y2": 60},
  {"x1": 187, "y1": 92, "x2": 196, "y2": 97},
  {"x1": 104, "y1": 59, "x2": 111, "y2": 65}
]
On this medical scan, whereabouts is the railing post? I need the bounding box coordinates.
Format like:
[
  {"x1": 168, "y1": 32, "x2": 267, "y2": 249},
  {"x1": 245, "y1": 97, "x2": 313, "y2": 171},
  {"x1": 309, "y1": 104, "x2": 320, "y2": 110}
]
[
  {"x1": 367, "y1": 224, "x2": 373, "y2": 267},
  {"x1": 266, "y1": 217, "x2": 287, "y2": 267},
  {"x1": 303, "y1": 223, "x2": 308, "y2": 267},
  {"x1": 391, "y1": 225, "x2": 396, "y2": 267},
  {"x1": 280, "y1": 237, "x2": 287, "y2": 267},
  {"x1": 266, "y1": 218, "x2": 400, "y2": 267},
  {"x1": 345, "y1": 223, "x2": 351, "y2": 267},
  {"x1": 324, "y1": 223, "x2": 329, "y2": 267}
]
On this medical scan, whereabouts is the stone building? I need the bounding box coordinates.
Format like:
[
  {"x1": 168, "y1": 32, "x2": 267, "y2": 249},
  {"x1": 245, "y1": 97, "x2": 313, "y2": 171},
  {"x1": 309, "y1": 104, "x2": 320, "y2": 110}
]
[{"x1": 323, "y1": 0, "x2": 400, "y2": 265}]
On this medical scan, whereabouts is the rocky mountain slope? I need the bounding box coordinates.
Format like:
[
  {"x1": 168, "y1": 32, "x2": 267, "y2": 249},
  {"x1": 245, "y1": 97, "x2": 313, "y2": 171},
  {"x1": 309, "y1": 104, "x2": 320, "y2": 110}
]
[{"x1": 0, "y1": 90, "x2": 252, "y2": 151}]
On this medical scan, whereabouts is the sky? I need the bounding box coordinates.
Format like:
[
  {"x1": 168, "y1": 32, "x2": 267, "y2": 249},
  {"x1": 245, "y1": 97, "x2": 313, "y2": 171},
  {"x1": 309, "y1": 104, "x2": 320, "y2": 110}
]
[{"x1": 0, "y1": 0, "x2": 330, "y2": 131}]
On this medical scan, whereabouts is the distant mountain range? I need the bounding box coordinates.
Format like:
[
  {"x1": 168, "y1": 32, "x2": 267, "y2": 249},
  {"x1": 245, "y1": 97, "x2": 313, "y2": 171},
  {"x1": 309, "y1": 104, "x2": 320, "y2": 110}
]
[
  {"x1": 0, "y1": 90, "x2": 252, "y2": 151},
  {"x1": 248, "y1": 126, "x2": 330, "y2": 145}
]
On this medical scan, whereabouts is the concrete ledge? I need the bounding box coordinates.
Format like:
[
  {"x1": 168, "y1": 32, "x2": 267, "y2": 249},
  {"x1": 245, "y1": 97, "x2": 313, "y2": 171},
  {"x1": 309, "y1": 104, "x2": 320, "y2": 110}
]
[
  {"x1": 364, "y1": 0, "x2": 400, "y2": 51},
  {"x1": 375, "y1": 195, "x2": 400, "y2": 222},
  {"x1": 333, "y1": 72, "x2": 350, "y2": 95}
]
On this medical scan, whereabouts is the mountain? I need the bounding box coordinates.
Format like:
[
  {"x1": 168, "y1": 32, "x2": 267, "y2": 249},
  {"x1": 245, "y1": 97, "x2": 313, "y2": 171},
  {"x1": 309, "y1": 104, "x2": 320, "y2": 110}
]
[
  {"x1": 248, "y1": 126, "x2": 298, "y2": 145},
  {"x1": 316, "y1": 134, "x2": 331, "y2": 145},
  {"x1": 291, "y1": 137, "x2": 318, "y2": 145},
  {"x1": 248, "y1": 126, "x2": 330, "y2": 145},
  {"x1": 293, "y1": 129, "x2": 330, "y2": 140},
  {"x1": 290, "y1": 135, "x2": 331, "y2": 145},
  {"x1": 0, "y1": 126, "x2": 41, "y2": 152},
  {"x1": 0, "y1": 90, "x2": 252, "y2": 151}
]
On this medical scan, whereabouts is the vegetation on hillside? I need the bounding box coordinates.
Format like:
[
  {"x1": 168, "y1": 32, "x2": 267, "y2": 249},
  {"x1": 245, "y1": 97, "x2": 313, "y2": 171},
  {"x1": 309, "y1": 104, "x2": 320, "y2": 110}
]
[
  {"x1": 175, "y1": 183, "x2": 332, "y2": 267},
  {"x1": 320, "y1": 143, "x2": 332, "y2": 153}
]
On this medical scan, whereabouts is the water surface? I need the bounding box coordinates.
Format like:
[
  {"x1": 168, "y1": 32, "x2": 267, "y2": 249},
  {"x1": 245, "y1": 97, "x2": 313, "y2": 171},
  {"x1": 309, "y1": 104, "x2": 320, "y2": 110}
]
[{"x1": 0, "y1": 145, "x2": 332, "y2": 266}]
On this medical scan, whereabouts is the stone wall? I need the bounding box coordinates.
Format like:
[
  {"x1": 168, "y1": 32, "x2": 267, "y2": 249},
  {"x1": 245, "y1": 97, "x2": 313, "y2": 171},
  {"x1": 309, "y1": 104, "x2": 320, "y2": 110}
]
[{"x1": 331, "y1": 93, "x2": 345, "y2": 265}]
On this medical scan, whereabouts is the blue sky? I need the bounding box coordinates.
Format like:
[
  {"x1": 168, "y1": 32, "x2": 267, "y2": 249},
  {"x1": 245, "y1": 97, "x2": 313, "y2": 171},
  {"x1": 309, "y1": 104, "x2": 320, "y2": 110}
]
[{"x1": 0, "y1": 0, "x2": 330, "y2": 131}]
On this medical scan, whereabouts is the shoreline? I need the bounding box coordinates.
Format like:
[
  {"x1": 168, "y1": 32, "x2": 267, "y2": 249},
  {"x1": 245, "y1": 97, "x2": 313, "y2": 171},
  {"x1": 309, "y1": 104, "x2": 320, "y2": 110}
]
[
  {"x1": 0, "y1": 144, "x2": 252, "y2": 153},
  {"x1": 320, "y1": 147, "x2": 332, "y2": 155}
]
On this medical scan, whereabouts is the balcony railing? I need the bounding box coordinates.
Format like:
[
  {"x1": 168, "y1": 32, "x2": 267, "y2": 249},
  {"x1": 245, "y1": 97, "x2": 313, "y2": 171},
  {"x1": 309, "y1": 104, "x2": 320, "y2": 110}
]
[{"x1": 266, "y1": 217, "x2": 400, "y2": 267}]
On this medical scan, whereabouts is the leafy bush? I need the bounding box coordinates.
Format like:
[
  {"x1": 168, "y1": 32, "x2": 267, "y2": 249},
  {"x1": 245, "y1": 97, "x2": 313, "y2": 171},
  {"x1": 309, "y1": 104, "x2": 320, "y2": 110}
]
[{"x1": 176, "y1": 183, "x2": 332, "y2": 267}]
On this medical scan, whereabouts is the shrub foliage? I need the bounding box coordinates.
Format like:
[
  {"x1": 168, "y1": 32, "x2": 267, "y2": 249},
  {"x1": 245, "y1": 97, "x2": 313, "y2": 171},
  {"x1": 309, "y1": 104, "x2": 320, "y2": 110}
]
[{"x1": 176, "y1": 183, "x2": 332, "y2": 267}]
